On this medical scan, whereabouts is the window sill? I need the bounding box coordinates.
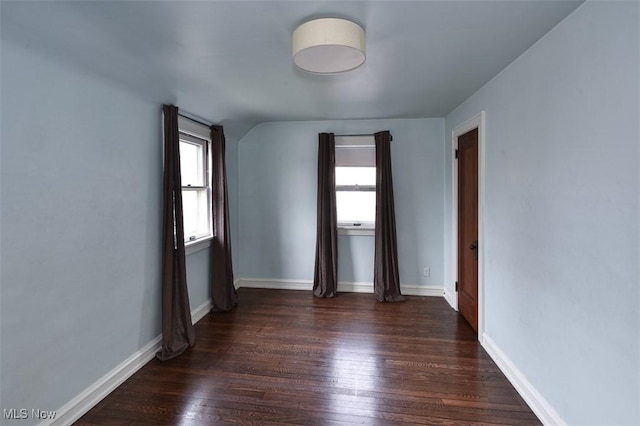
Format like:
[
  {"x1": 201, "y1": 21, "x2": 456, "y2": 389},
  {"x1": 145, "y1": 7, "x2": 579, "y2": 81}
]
[
  {"x1": 338, "y1": 227, "x2": 375, "y2": 236},
  {"x1": 185, "y1": 238, "x2": 212, "y2": 255}
]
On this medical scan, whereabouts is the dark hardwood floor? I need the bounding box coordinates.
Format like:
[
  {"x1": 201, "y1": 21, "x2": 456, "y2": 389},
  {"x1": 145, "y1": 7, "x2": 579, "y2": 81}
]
[{"x1": 77, "y1": 288, "x2": 540, "y2": 425}]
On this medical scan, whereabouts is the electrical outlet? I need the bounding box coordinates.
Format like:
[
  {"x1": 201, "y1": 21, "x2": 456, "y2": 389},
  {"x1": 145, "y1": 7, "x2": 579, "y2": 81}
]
[{"x1": 423, "y1": 267, "x2": 430, "y2": 277}]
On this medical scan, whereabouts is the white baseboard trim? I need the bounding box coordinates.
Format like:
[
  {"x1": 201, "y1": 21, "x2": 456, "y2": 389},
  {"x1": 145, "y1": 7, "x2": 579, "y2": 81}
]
[
  {"x1": 392, "y1": 283, "x2": 442, "y2": 297},
  {"x1": 237, "y1": 277, "x2": 312, "y2": 291},
  {"x1": 45, "y1": 299, "x2": 213, "y2": 426},
  {"x1": 236, "y1": 278, "x2": 443, "y2": 297},
  {"x1": 45, "y1": 336, "x2": 162, "y2": 426},
  {"x1": 443, "y1": 287, "x2": 457, "y2": 310},
  {"x1": 191, "y1": 298, "x2": 213, "y2": 324},
  {"x1": 481, "y1": 333, "x2": 565, "y2": 426}
]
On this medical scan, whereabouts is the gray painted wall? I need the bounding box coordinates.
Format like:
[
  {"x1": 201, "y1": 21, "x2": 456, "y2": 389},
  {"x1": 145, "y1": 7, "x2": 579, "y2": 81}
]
[
  {"x1": 444, "y1": 2, "x2": 639, "y2": 424},
  {"x1": 0, "y1": 40, "x2": 213, "y2": 423},
  {"x1": 186, "y1": 249, "x2": 211, "y2": 310},
  {"x1": 226, "y1": 135, "x2": 240, "y2": 277},
  {"x1": 238, "y1": 119, "x2": 444, "y2": 287}
]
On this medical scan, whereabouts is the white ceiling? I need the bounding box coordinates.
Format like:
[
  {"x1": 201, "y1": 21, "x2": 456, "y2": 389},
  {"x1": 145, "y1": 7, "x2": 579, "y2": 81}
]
[{"x1": 1, "y1": 0, "x2": 583, "y2": 140}]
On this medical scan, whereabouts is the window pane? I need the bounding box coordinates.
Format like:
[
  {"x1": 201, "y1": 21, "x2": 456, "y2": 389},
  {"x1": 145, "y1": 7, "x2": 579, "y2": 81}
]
[
  {"x1": 182, "y1": 189, "x2": 209, "y2": 241},
  {"x1": 180, "y1": 141, "x2": 204, "y2": 187},
  {"x1": 335, "y1": 167, "x2": 376, "y2": 186},
  {"x1": 336, "y1": 191, "x2": 376, "y2": 224}
]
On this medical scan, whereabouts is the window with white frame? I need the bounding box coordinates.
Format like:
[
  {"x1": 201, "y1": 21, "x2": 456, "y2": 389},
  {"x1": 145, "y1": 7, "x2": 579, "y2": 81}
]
[
  {"x1": 335, "y1": 135, "x2": 376, "y2": 228},
  {"x1": 178, "y1": 116, "x2": 213, "y2": 244}
]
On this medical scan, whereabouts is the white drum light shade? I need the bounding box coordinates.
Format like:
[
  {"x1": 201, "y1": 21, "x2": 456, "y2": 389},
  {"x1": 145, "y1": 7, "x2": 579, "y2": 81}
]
[{"x1": 292, "y1": 18, "x2": 366, "y2": 74}]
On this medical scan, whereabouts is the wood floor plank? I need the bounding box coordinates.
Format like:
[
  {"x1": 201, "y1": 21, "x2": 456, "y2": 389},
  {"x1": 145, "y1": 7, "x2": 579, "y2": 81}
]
[{"x1": 76, "y1": 289, "x2": 540, "y2": 425}]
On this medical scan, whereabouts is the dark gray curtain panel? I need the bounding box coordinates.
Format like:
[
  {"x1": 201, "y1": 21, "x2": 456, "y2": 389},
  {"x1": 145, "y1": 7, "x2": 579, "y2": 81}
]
[
  {"x1": 157, "y1": 104, "x2": 195, "y2": 361},
  {"x1": 210, "y1": 125, "x2": 238, "y2": 312},
  {"x1": 313, "y1": 133, "x2": 338, "y2": 298},
  {"x1": 374, "y1": 131, "x2": 405, "y2": 302}
]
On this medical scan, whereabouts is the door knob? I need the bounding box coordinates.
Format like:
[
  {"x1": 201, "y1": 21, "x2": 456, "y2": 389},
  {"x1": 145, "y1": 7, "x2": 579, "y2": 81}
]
[{"x1": 469, "y1": 241, "x2": 478, "y2": 261}]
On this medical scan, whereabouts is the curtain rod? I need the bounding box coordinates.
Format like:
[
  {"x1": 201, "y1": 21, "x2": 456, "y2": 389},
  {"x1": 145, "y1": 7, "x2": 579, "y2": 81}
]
[
  {"x1": 334, "y1": 133, "x2": 393, "y2": 141},
  {"x1": 178, "y1": 112, "x2": 214, "y2": 128}
]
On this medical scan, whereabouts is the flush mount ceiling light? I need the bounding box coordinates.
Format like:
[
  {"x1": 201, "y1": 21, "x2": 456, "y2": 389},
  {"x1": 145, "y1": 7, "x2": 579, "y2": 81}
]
[{"x1": 292, "y1": 18, "x2": 366, "y2": 74}]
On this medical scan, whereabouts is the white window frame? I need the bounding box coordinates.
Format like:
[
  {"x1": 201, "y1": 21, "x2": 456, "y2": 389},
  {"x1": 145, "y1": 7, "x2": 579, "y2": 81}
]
[
  {"x1": 335, "y1": 135, "x2": 376, "y2": 235},
  {"x1": 178, "y1": 116, "x2": 213, "y2": 254}
]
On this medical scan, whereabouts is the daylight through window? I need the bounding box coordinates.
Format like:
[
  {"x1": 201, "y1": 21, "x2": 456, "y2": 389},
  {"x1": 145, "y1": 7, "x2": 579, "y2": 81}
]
[
  {"x1": 335, "y1": 135, "x2": 376, "y2": 228},
  {"x1": 178, "y1": 116, "x2": 213, "y2": 244}
]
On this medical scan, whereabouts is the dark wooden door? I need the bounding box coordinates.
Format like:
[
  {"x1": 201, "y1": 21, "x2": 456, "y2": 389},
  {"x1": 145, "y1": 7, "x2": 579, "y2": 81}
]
[{"x1": 457, "y1": 128, "x2": 479, "y2": 332}]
